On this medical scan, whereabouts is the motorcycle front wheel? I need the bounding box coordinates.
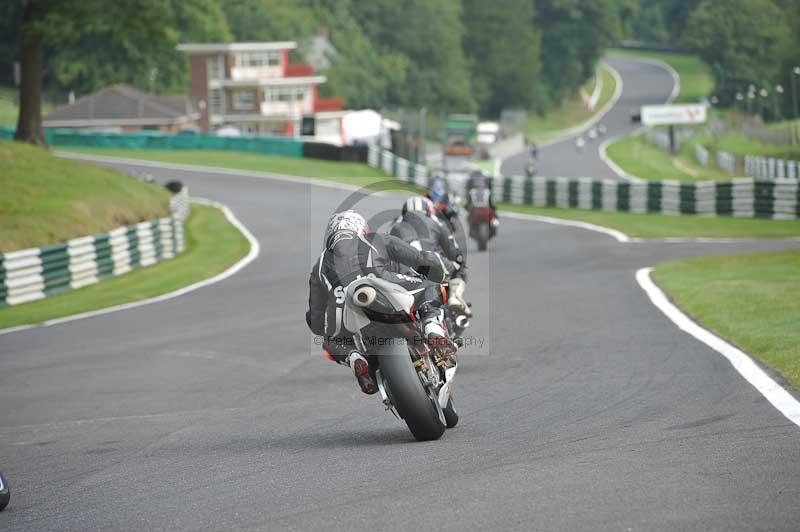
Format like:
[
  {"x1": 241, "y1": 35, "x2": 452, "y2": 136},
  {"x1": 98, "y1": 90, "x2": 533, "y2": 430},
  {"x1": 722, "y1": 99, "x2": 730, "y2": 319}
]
[
  {"x1": 379, "y1": 342, "x2": 446, "y2": 442},
  {"x1": 443, "y1": 396, "x2": 459, "y2": 428}
]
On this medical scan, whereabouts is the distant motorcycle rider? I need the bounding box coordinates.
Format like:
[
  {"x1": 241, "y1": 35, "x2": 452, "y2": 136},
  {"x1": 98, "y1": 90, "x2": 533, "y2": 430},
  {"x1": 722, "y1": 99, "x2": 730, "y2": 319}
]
[
  {"x1": 390, "y1": 197, "x2": 470, "y2": 316},
  {"x1": 427, "y1": 174, "x2": 459, "y2": 231},
  {"x1": 465, "y1": 171, "x2": 496, "y2": 214},
  {"x1": 306, "y1": 210, "x2": 457, "y2": 394}
]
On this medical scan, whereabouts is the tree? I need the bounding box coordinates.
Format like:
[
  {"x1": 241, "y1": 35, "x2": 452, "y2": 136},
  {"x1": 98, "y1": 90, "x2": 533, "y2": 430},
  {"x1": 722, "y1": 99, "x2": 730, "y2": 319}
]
[
  {"x1": 534, "y1": 0, "x2": 624, "y2": 107},
  {"x1": 683, "y1": 0, "x2": 790, "y2": 105},
  {"x1": 14, "y1": 0, "x2": 174, "y2": 146},
  {"x1": 220, "y1": 0, "x2": 316, "y2": 43},
  {"x1": 630, "y1": 2, "x2": 669, "y2": 44},
  {"x1": 311, "y1": 0, "x2": 409, "y2": 109},
  {"x1": 353, "y1": 0, "x2": 477, "y2": 112},
  {"x1": 463, "y1": 0, "x2": 542, "y2": 116}
]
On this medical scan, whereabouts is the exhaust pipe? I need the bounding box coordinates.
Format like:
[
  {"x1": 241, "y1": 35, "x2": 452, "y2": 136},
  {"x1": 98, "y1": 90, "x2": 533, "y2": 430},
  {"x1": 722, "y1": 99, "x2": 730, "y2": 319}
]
[
  {"x1": 455, "y1": 315, "x2": 470, "y2": 329},
  {"x1": 353, "y1": 285, "x2": 377, "y2": 307}
]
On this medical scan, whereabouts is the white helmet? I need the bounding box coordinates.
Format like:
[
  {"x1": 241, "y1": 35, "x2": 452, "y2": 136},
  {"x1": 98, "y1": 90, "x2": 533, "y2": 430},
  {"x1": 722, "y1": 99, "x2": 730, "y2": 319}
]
[
  {"x1": 324, "y1": 210, "x2": 369, "y2": 249},
  {"x1": 402, "y1": 196, "x2": 436, "y2": 218}
]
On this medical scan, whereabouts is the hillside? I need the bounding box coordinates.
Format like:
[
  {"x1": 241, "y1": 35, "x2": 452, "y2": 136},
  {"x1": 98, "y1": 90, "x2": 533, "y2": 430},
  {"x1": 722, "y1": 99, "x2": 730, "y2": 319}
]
[{"x1": 0, "y1": 140, "x2": 170, "y2": 252}]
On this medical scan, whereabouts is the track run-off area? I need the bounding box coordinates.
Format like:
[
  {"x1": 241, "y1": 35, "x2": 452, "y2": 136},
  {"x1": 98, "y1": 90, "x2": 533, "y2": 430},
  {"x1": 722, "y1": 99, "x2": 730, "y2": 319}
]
[{"x1": 2, "y1": 56, "x2": 800, "y2": 531}]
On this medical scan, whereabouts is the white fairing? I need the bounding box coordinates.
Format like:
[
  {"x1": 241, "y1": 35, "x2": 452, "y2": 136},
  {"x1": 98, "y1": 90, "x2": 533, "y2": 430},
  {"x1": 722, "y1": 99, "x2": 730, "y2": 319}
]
[
  {"x1": 342, "y1": 276, "x2": 415, "y2": 334},
  {"x1": 437, "y1": 365, "x2": 458, "y2": 408}
]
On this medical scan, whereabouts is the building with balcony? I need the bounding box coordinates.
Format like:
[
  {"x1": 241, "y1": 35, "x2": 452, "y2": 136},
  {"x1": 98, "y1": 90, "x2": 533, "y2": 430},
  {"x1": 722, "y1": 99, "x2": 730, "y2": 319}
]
[{"x1": 177, "y1": 41, "x2": 343, "y2": 136}]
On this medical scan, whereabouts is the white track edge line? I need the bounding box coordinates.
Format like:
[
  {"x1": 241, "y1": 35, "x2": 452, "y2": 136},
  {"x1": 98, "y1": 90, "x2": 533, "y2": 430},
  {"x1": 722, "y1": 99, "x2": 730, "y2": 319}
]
[
  {"x1": 500, "y1": 210, "x2": 630, "y2": 242},
  {"x1": 0, "y1": 198, "x2": 260, "y2": 337},
  {"x1": 636, "y1": 267, "x2": 800, "y2": 428}
]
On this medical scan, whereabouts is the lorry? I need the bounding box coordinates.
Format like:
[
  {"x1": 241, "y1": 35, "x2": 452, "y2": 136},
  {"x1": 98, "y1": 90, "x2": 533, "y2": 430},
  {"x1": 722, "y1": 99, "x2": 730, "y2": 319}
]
[{"x1": 443, "y1": 114, "x2": 478, "y2": 157}]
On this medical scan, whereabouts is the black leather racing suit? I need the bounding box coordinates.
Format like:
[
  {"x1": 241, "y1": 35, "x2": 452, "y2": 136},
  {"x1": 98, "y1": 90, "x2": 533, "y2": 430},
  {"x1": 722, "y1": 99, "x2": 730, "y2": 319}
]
[
  {"x1": 306, "y1": 231, "x2": 450, "y2": 359},
  {"x1": 389, "y1": 211, "x2": 466, "y2": 281}
]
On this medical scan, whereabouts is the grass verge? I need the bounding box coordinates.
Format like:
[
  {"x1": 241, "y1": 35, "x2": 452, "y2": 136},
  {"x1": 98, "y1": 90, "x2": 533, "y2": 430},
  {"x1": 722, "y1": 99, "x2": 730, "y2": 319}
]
[
  {"x1": 606, "y1": 133, "x2": 732, "y2": 182},
  {"x1": 527, "y1": 64, "x2": 617, "y2": 142},
  {"x1": 695, "y1": 131, "x2": 800, "y2": 160},
  {"x1": 0, "y1": 86, "x2": 52, "y2": 126},
  {"x1": 1, "y1": 140, "x2": 170, "y2": 252},
  {"x1": 653, "y1": 251, "x2": 800, "y2": 389},
  {"x1": 500, "y1": 204, "x2": 800, "y2": 239},
  {"x1": 0, "y1": 204, "x2": 250, "y2": 330},
  {"x1": 607, "y1": 48, "x2": 713, "y2": 103}
]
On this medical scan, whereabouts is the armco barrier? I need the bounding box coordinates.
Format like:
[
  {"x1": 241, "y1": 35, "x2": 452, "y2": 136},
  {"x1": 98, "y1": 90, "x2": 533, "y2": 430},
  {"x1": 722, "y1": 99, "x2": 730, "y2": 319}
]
[
  {"x1": 744, "y1": 155, "x2": 800, "y2": 180},
  {"x1": 367, "y1": 144, "x2": 799, "y2": 220},
  {"x1": 0, "y1": 188, "x2": 189, "y2": 308},
  {"x1": 490, "y1": 176, "x2": 799, "y2": 220},
  {"x1": 0, "y1": 126, "x2": 303, "y2": 158}
]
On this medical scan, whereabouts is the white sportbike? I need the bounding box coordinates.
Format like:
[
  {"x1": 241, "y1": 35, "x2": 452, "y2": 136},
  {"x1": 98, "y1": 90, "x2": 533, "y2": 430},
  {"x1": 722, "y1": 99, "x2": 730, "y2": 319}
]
[{"x1": 343, "y1": 276, "x2": 459, "y2": 441}]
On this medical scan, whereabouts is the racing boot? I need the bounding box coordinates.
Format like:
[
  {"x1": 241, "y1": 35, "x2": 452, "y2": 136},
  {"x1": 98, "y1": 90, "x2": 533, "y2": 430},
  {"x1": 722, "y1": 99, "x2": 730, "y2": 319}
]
[
  {"x1": 346, "y1": 351, "x2": 377, "y2": 395},
  {"x1": 447, "y1": 277, "x2": 472, "y2": 317},
  {"x1": 419, "y1": 306, "x2": 458, "y2": 364}
]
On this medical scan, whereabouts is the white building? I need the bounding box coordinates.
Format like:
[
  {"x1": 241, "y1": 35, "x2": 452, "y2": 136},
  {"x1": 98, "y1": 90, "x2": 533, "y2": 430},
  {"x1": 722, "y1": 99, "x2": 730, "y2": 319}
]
[{"x1": 177, "y1": 41, "x2": 343, "y2": 136}]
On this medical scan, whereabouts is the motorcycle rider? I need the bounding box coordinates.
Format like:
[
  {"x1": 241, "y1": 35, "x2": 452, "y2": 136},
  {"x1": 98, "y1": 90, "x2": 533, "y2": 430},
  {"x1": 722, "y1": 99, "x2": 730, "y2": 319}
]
[
  {"x1": 306, "y1": 210, "x2": 458, "y2": 395},
  {"x1": 465, "y1": 171, "x2": 497, "y2": 214},
  {"x1": 427, "y1": 174, "x2": 459, "y2": 231},
  {"x1": 389, "y1": 197, "x2": 470, "y2": 316}
]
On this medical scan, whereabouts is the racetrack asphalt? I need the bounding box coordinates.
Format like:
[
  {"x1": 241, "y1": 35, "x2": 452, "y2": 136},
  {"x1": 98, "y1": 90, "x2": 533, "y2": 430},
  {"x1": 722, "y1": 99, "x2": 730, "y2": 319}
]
[
  {"x1": 1, "y1": 157, "x2": 799, "y2": 531},
  {"x1": 501, "y1": 55, "x2": 676, "y2": 179}
]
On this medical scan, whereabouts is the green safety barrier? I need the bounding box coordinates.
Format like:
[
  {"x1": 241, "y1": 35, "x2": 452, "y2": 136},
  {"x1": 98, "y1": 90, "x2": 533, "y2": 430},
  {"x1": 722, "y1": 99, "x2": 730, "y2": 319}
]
[{"x1": 0, "y1": 126, "x2": 303, "y2": 158}]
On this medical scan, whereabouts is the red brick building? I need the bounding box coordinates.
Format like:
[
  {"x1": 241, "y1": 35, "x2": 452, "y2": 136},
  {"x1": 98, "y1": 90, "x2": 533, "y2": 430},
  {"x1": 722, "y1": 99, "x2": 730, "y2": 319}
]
[{"x1": 177, "y1": 41, "x2": 343, "y2": 136}]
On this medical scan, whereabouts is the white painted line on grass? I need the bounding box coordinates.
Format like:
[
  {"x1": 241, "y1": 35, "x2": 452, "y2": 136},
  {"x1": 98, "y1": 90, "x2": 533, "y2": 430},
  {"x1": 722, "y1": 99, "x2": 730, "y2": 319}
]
[
  {"x1": 500, "y1": 210, "x2": 631, "y2": 242},
  {"x1": 587, "y1": 70, "x2": 603, "y2": 111},
  {"x1": 537, "y1": 62, "x2": 624, "y2": 149},
  {"x1": 0, "y1": 198, "x2": 260, "y2": 336},
  {"x1": 636, "y1": 267, "x2": 800, "y2": 428}
]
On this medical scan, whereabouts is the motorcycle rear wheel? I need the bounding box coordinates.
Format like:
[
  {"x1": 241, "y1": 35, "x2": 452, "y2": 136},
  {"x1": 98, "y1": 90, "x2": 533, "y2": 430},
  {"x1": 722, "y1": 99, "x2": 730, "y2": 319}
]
[
  {"x1": 379, "y1": 343, "x2": 446, "y2": 442},
  {"x1": 477, "y1": 222, "x2": 490, "y2": 252}
]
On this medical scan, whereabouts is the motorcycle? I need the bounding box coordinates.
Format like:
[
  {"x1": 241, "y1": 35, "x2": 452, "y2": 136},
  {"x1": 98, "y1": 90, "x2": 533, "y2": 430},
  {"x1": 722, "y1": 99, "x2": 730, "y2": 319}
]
[
  {"x1": 469, "y1": 206, "x2": 498, "y2": 252},
  {"x1": 343, "y1": 276, "x2": 459, "y2": 441},
  {"x1": 525, "y1": 162, "x2": 537, "y2": 177}
]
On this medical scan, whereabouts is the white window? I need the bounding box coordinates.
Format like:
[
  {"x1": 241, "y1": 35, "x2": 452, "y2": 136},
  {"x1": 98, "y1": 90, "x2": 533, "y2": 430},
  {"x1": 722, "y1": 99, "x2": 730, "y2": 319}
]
[
  {"x1": 235, "y1": 52, "x2": 281, "y2": 68},
  {"x1": 209, "y1": 89, "x2": 224, "y2": 114},
  {"x1": 267, "y1": 87, "x2": 307, "y2": 102},
  {"x1": 207, "y1": 55, "x2": 224, "y2": 81},
  {"x1": 232, "y1": 89, "x2": 257, "y2": 110}
]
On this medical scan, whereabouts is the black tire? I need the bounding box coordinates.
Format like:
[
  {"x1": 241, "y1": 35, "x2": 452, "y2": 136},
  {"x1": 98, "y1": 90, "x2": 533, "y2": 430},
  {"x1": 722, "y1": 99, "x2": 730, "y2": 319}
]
[
  {"x1": 443, "y1": 396, "x2": 459, "y2": 428},
  {"x1": 0, "y1": 472, "x2": 9, "y2": 512},
  {"x1": 379, "y1": 342, "x2": 446, "y2": 442},
  {"x1": 477, "y1": 223, "x2": 490, "y2": 252}
]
